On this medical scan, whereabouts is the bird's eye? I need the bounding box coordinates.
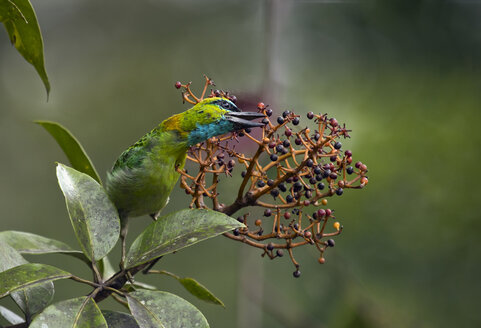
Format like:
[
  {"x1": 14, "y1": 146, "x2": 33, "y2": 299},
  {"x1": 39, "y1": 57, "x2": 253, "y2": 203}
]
[{"x1": 221, "y1": 101, "x2": 230, "y2": 109}]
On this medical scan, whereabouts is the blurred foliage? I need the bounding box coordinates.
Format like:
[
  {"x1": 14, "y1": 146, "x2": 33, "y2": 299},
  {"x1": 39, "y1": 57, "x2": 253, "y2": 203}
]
[
  {"x1": 0, "y1": 0, "x2": 49, "y2": 95},
  {"x1": 0, "y1": 0, "x2": 480, "y2": 327}
]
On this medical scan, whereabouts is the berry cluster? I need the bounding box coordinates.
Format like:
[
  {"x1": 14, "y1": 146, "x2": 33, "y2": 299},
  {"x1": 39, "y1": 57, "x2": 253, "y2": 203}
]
[{"x1": 175, "y1": 77, "x2": 369, "y2": 277}]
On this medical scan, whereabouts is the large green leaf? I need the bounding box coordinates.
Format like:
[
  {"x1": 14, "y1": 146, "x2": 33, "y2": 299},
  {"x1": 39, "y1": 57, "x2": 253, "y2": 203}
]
[
  {"x1": 0, "y1": 263, "x2": 71, "y2": 299},
  {"x1": 30, "y1": 297, "x2": 108, "y2": 328},
  {"x1": 0, "y1": 305, "x2": 24, "y2": 325},
  {"x1": 0, "y1": 230, "x2": 89, "y2": 264},
  {"x1": 1, "y1": 0, "x2": 49, "y2": 96},
  {"x1": 37, "y1": 121, "x2": 102, "y2": 184},
  {"x1": 126, "y1": 209, "x2": 244, "y2": 269},
  {"x1": 126, "y1": 290, "x2": 209, "y2": 328},
  {"x1": 102, "y1": 310, "x2": 139, "y2": 328},
  {"x1": 56, "y1": 164, "x2": 120, "y2": 261},
  {"x1": 0, "y1": 241, "x2": 54, "y2": 319}
]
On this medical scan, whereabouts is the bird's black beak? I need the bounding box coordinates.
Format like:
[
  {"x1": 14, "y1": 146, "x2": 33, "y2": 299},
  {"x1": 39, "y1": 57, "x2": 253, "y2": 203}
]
[{"x1": 225, "y1": 111, "x2": 266, "y2": 129}]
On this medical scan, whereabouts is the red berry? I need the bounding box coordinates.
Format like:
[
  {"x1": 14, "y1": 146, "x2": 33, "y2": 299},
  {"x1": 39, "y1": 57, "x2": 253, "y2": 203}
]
[
  {"x1": 345, "y1": 150, "x2": 352, "y2": 157},
  {"x1": 284, "y1": 212, "x2": 291, "y2": 220},
  {"x1": 355, "y1": 161, "x2": 362, "y2": 168},
  {"x1": 325, "y1": 209, "x2": 332, "y2": 216},
  {"x1": 257, "y1": 102, "x2": 265, "y2": 110},
  {"x1": 329, "y1": 118, "x2": 338, "y2": 127},
  {"x1": 317, "y1": 209, "x2": 326, "y2": 217},
  {"x1": 174, "y1": 81, "x2": 182, "y2": 89}
]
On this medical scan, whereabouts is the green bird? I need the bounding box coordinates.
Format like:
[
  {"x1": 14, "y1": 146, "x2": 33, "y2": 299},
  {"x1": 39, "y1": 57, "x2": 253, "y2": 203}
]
[{"x1": 106, "y1": 97, "x2": 264, "y2": 267}]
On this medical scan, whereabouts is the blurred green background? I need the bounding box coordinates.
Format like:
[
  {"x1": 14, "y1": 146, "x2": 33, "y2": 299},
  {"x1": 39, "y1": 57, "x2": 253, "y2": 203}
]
[{"x1": 1, "y1": 0, "x2": 480, "y2": 327}]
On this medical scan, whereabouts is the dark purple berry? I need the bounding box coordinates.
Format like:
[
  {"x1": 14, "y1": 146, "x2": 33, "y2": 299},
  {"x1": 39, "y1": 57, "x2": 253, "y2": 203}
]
[
  {"x1": 241, "y1": 171, "x2": 246, "y2": 177},
  {"x1": 262, "y1": 118, "x2": 269, "y2": 125},
  {"x1": 233, "y1": 228, "x2": 240, "y2": 236},
  {"x1": 295, "y1": 138, "x2": 302, "y2": 145},
  {"x1": 355, "y1": 161, "x2": 362, "y2": 169},
  {"x1": 230, "y1": 95, "x2": 237, "y2": 103},
  {"x1": 286, "y1": 177, "x2": 293, "y2": 183},
  {"x1": 293, "y1": 223, "x2": 299, "y2": 230},
  {"x1": 322, "y1": 170, "x2": 330, "y2": 178},
  {"x1": 306, "y1": 159, "x2": 314, "y2": 167},
  {"x1": 336, "y1": 188, "x2": 343, "y2": 195},
  {"x1": 276, "y1": 145, "x2": 284, "y2": 153},
  {"x1": 264, "y1": 209, "x2": 272, "y2": 217},
  {"x1": 270, "y1": 153, "x2": 278, "y2": 161},
  {"x1": 267, "y1": 179, "x2": 275, "y2": 186},
  {"x1": 330, "y1": 155, "x2": 337, "y2": 162},
  {"x1": 282, "y1": 110, "x2": 290, "y2": 118},
  {"x1": 307, "y1": 112, "x2": 314, "y2": 119},
  {"x1": 276, "y1": 250, "x2": 284, "y2": 257},
  {"x1": 334, "y1": 141, "x2": 342, "y2": 149},
  {"x1": 227, "y1": 159, "x2": 236, "y2": 168},
  {"x1": 293, "y1": 176, "x2": 299, "y2": 182},
  {"x1": 293, "y1": 181, "x2": 303, "y2": 192},
  {"x1": 317, "y1": 182, "x2": 325, "y2": 190},
  {"x1": 329, "y1": 172, "x2": 338, "y2": 180},
  {"x1": 257, "y1": 180, "x2": 266, "y2": 188},
  {"x1": 283, "y1": 139, "x2": 290, "y2": 147},
  {"x1": 270, "y1": 189, "x2": 279, "y2": 197},
  {"x1": 293, "y1": 270, "x2": 301, "y2": 278},
  {"x1": 277, "y1": 116, "x2": 284, "y2": 124},
  {"x1": 281, "y1": 148, "x2": 288, "y2": 155},
  {"x1": 314, "y1": 166, "x2": 322, "y2": 175},
  {"x1": 284, "y1": 129, "x2": 292, "y2": 137},
  {"x1": 330, "y1": 118, "x2": 338, "y2": 127},
  {"x1": 278, "y1": 183, "x2": 287, "y2": 192},
  {"x1": 347, "y1": 166, "x2": 354, "y2": 174},
  {"x1": 268, "y1": 141, "x2": 276, "y2": 149},
  {"x1": 237, "y1": 216, "x2": 244, "y2": 223},
  {"x1": 292, "y1": 117, "x2": 300, "y2": 125},
  {"x1": 309, "y1": 177, "x2": 317, "y2": 184},
  {"x1": 327, "y1": 239, "x2": 335, "y2": 247},
  {"x1": 245, "y1": 128, "x2": 251, "y2": 133},
  {"x1": 313, "y1": 133, "x2": 320, "y2": 141},
  {"x1": 345, "y1": 150, "x2": 352, "y2": 157},
  {"x1": 316, "y1": 175, "x2": 323, "y2": 181},
  {"x1": 266, "y1": 108, "x2": 273, "y2": 117},
  {"x1": 267, "y1": 243, "x2": 274, "y2": 251},
  {"x1": 286, "y1": 194, "x2": 294, "y2": 203}
]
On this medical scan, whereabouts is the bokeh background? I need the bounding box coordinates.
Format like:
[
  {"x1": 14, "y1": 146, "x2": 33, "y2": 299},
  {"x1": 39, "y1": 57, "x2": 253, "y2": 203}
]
[{"x1": 1, "y1": 0, "x2": 480, "y2": 327}]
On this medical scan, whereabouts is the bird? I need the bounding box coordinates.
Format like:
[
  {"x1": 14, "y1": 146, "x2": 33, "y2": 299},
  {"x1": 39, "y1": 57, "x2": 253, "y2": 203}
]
[{"x1": 105, "y1": 97, "x2": 265, "y2": 268}]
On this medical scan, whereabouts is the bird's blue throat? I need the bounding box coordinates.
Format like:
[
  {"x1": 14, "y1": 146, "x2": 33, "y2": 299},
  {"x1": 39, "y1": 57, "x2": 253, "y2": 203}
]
[{"x1": 187, "y1": 120, "x2": 234, "y2": 146}]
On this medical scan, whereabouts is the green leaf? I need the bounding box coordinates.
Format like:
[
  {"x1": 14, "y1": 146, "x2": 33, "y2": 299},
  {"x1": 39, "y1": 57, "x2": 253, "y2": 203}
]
[
  {"x1": 0, "y1": 240, "x2": 54, "y2": 319},
  {"x1": 0, "y1": 305, "x2": 24, "y2": 325},
  {"x1": 2, "y1": 0, "x2": 49, "y2": 96},
  {"x1": 126, "y1": 209, "x2": 243, "y2": 269},
  {"x1": 36, "y1": 121, "x2": 102, "y2": 184},
  {"x1": 0, "y1": 230, "x2": 89, "y2": 263},
  {"x1": 178, "y1": 278, "x2": 224, "y2": 307},
  {"x1": 56, "y1": 163, "x2": 120, "y2": 261},
  {"x1": 152, "y1": 270, "x2": 223, "y2": 307},
  {"x1": 0, "y1": 263, "x2": 71, "y2": 299},
  {"x1": 98, "y1": 256, "x2": 116, "y2": 281},
  {"x1": 102, "y1": 310, "x2": 139, "y2": 328},
  {"x1": 126, "y1": 290, "x2": 209, "y2": 328},
  {"x1": 0, "y1": 0, "x2": 26, "y2": 23},
  {"x1": 30, "y1": 297, "x2": 108, "y2": 328}
]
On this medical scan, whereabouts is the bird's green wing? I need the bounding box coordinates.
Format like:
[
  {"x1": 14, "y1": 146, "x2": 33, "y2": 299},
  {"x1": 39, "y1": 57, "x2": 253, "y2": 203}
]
[{"x1": 112, "y1": 131, "x2": 158, "y2": 171}]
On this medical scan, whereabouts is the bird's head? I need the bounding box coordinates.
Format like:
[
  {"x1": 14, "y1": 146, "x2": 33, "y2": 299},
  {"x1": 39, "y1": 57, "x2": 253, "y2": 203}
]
[{"x1": 162, "y1": 97, "x2": 265, "y2": 146}]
